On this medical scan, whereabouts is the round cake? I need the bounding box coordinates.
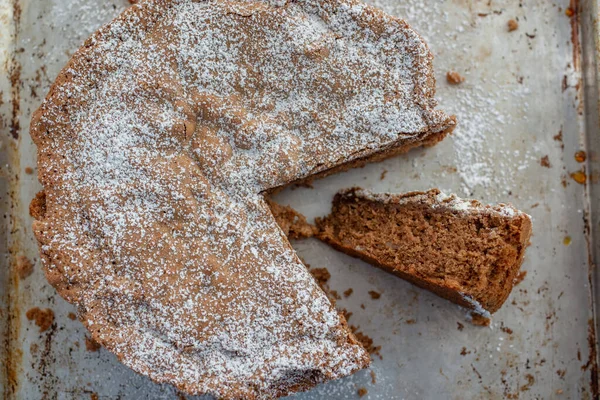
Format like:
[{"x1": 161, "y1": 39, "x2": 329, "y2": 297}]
[{"x1": 29, "y1": 0, "x2": 455, "y2": 398}]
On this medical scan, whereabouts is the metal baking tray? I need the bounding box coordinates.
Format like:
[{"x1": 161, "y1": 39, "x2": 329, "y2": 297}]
[{"x1": 2, "y1": 0, "x2": 599, "y2": 398}]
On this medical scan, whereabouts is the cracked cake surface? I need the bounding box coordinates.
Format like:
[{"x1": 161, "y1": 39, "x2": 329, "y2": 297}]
[{"x1": 29, "y1": 0, "x2": 455, "y2": 398}]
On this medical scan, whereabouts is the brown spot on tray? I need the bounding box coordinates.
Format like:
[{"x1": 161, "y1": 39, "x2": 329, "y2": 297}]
[
  {"x1": 15, "y1": 255, "x2": 34, "y2": 280},
  {"x1": 90, "y1": 393, "x2": 99, "y2": 400},
  {"x1": 24, "y1": 166, "x2": 34, "y2": 175},
  {"x1": 507, "y1": 19, "x2": 519, "y2": 32},
  {"x1": 446, "y1": 71, "x2": 465, "y2": 85},
  {"x1": 570, "y1": 170, "x2": 586, "y2": 184},
  {"x1": 457, "y1": 322, "x2": 464, "y2": 331},
  {"x1": 357, "y1": 387, "x2": 368, "y2": 397},
  {"x1": 368, "y1": 290, "x2": 381, "y2": 300},
  {"x1": 575, "y1": 150, "x2": 586, "y2": 162},
  {"x1": 25, "y1": 308, "x2": 55, "y2": 332},
  {"x1": 67, "y1": 312, "x2": 77, "y2": 320},
  {"x1": 566, "y1": 0, "x2": 580, "y2": 70},
  {"x1": 585, "y1": 319, "x2": 599, "y2": 397},
  {"x1": 405, "y1": 319, "x2": 416, "y2": 324},
  {"x1": 553, "y1": 130, "x2": 563, "y2": 144},
  {"x1": 460, "y1": 347, "x2": 470, "y2": 356},
  {"x1": 370, "y1": 370, "x2": 376, "y2": 384},
  {"x1": 343, "y1": 288, "x2": 353, "y2": 297},
  {"x1": 520, "y1": 373, "x2": 535, "y2": 391},
  {"x1": 471, "y1": 364, "x2": 482, "y2": 380},
  {"x1": 85, "y1": 336, "x2": 102, "y2": 352},
  {"x1": 540, "y1": 155, "x2": 551, "y2": 168},
  {"x1": 9, "y1": 53, "x2": 21, "y2": 140},
  {"x1": 380, "y1": 169, "x2": 387, "y2": 180},
  {"x1": 557, "y1": 369, "x2": 566, "y2": 378}
]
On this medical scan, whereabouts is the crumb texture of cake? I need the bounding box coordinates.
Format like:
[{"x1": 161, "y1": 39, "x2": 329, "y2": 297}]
[
  {"x1": 267, "y1": 199, "x2": 317, "y2": 239},
  {"x1": 29, "y1": 0, "x2": 455, "y2": 398},
  {"x1": 316, "y1": 188, "x2": 532, "y2": 315}
]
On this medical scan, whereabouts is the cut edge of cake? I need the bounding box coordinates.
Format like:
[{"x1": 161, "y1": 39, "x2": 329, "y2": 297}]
[{"x1": 315, "y1": 188, "x2": 532, "y2": 316}]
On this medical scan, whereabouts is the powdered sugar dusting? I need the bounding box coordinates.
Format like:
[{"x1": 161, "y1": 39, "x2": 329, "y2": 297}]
[
  {"x1": 460, "y1": 293, "x2": 492, "y2": 319},
  {"x1": 30, "y1": 0, "x2": 453, "y2": 398},
  {"x1": 345, "y1": 187, "x2": 526, "y2": 219}
]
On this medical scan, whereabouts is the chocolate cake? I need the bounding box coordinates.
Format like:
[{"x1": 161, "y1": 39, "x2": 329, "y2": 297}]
[
  {"x1": 29, "y1": 0, "x2": 455, "y2": 397},
  {"x1": 316, "y1": 188, "x2": 532, "y2": 316}
]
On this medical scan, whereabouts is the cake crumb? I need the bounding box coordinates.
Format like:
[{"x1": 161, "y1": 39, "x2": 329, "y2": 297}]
[
  {"x1": 309, "y1": 268, "x2": 331, "y2": 287},
  {"x1": 501, "y1": 325, "x2": 514, "y2": 335},
  {"x1": 360, "y1": 303, "x2": 365, "y2": 309},
  {"x1": 368, "y1": 290, "x2": 381, "y2": 299},
  {"x1": 457, "y1": 322, "x2": 465, "y2": 331},
  {"x1": 556, "y1": 389, "x2": 563, "y2": 395},
  {"x1": 351, "y1": 327, "x2": 382, "y2": 359},
  {"x1": 357, "y1": 387, "x2": 368, "y2": 397},
  {"x1": 341, "y1": 308, "x2": 353, "y2": 321},
  {"x1": 26, "y1": 307, "x2": 55, "y2": 332},
  {"x1": 405, "y1": 319, "x2": 416, "y2": 324},
  {"x1": 380, "y1": 169, "x2": 387, "y2": 180},
  {"x1": 90, "y1": 394, "x2": 99, "y2": 400},
  {"x1": 446, "y1": 71, "x2": 465, "y2": 85},
  {"x1": 554, "y1": 130, "x2": 563, "y2": 141},
  {"x1": 24, "y1": 166, "x2": 34, "y2": 175},
  {"x1": 507, "y1": 19, "x2": 519, "y2": 32},
  {"x1": 85, "y1": 336, "x2": 102, "y2": 352},
  {"x1": 68, "y1": 312, "x2": 77, "y2": 320},
  {"x1": 344, "y1": 288, "x2": 354, "y2": 297},
  {"x1": 540, "y1": 155, "x2": 551, "y2": 168},
  {"x1": 330, "y1": 290, "x2": 341, "y2": 300},
  {"x1": 370, "y1": 370, "x2": 376, "y2": 384},
  {"x1": 514, "y1": 270, "x2": 527, "y2": 286},
  {"x1": 16, "y1": 255, "x2": 34, "y2": 279},
  {"x1": 267, "y1": 199, "x2": 316, "y2": 239},
  {"x1": 470, "y1": 313, "x2": 491, "y2": 327},
  {"x1": 460, "y1": 347, "x2": 471, "y2": 356}
]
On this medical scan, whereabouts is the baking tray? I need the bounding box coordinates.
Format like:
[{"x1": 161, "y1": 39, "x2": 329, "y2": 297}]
[{"x1": 1, "y1": 0, "x2": 599, "y2": 398}]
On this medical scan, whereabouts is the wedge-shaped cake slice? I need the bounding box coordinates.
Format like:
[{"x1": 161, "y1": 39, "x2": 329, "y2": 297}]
[
  {"x1": 316, "y1": 188, "x2": 532, "y2": 316},
  {"x1": 29, "y1": 0, "x2": 455, "y2": 398}
]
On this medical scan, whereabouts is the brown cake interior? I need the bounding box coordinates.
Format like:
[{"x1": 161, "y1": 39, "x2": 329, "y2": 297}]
[{"x1": 316, "y1": 189, "x2": 532, "y2": 314}]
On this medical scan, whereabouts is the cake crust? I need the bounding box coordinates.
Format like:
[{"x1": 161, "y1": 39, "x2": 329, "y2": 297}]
[
  {"x1": 29, "y1": 0, "x2": 455, "y2": 397},
  {"x1": 316, "y1": 188, "x2": 532, "y2": 315}
]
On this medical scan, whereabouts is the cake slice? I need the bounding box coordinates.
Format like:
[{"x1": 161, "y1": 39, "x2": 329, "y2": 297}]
[{"x1": 316, "y1": 188, "x2": 532, "y2": 315}]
